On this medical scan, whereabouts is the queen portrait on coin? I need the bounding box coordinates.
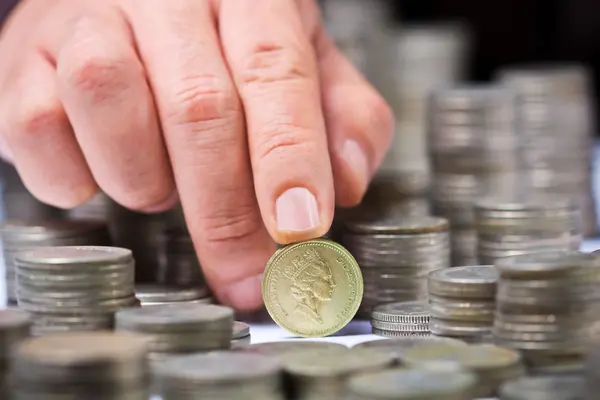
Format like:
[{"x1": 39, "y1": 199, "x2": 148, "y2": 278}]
[{"x1": 283, "y1": 247, "x2": 337, "y2": 324}]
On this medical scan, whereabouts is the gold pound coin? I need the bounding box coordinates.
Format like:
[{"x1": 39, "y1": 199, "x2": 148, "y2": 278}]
[{"x1": 262, "y1": 239, "x2": 363, "y2": 337}]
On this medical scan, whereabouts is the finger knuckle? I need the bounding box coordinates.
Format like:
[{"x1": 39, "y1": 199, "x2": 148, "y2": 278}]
[
  {"x1": 238, "y1": 41, "x2": 313, "y2": 88},
  {"x1": 112, "y1": 189, "x2": 171, "y2": 213},
  {"x1": 254, "y1": 122, "x2": 316, "y2": 164},
  {"x1": 11, "y1": 100, "x2": 65, "y2": 139},
  {"x1": 199, "y1": 202, "x2": 264, "y2": 247},
  {"x1": 165, "y1": 74, "x2": 239, "y2": 129}
]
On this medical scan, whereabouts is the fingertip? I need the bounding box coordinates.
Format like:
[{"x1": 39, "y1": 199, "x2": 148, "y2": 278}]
[{"x1": 216, "y1": 274, "x2": 264, "y2": 312}]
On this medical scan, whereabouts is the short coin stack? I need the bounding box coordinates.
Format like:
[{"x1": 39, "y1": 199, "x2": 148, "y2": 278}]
[
  {"x1": 346, "y1": 368, "x2": 478, "y2": 400},
  {"x1": 1, "y1": 220, "x2": 110, "y2": 303},
  {"x1": 231, "y1": 321, "x2": 251, "y2": 348},
  {"x1": 155, "y1": 352, "x2": 284, "y2": 400},
  {"x1": 428, "y1": 86, "x2": 522, "y2": 266},
  {"x1": 500, "y1": 375, "x2": 585, "y2": 400},
  {"x1": 0, "y1": 309, "x2": 31, "y2": 397},
  {"x1": 15, "y1": 246, "x2": 138, "y2": 335},
  {"x1": 11, "y1": 332, "x2": 150, "y2": 399},
  {"x1": 402, "y1": 343, "x2": 525, "y2": 398},
  {"x1": 493, "y1": 251, "x2": 600, "y2": 374},
  {"x1": 281, "y1": 347, "x2": 394, "y2": 399},
  {"x1": 342, "y1": 210, "x2": 450, "y2": 315},
  {"x1": 135, "y1": 284, "x2": 212, "y2": 306},
  {"x1": 427, "y1": 265, "x2": 498, "y2": 342},
  {"x1": 370, "y1": 301, "x2": 431, "y2": 338},
  {"x1": 475, "y1": 197, "x2": 582, "y2": 265},
  {"x1": 353, "y1": 336, "x2": 467, "y2": 365},
  {"x1": 115, "y1": 303, "x2": 234, "y2": 361},
  {"x1": 156, "y1": 226, "x2": 206, "y2": 287}
]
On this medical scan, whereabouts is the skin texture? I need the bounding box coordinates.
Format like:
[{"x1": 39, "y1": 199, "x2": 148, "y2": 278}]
[{"x1": 0, "y1": 0, "x2": 394, "y2": 311}]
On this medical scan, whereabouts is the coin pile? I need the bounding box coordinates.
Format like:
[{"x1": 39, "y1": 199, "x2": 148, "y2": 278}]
[
  {"x1": 239, "y1": 340, "x2": 347, "y2": 358},
  {"x1": 14, "y1": 246, "x2": 138, "y2": 335},
  {"x1": 231, "y1": 321, "x2": 251, "y2": 348},
  {"x1": 1, "y1": 220, "x2": 111, "y2": 304},
  {"x1": 281, "y1": 347, "x2": 394, "y2": 399},
  {"x1": 353, "y1": 336, "x2": 467, "y2": 364},
  {"x1": 428, "y1": 86, "x2": 522, "y2": 266},
  {"x1": 500, "y1": 375, "x2": 585, "y2": 400},
  {"x1": 474, "y1": 196, "x2": 582, "y2": 265},
  {"x1": 402, "y1": 343, "x2": 525, "y2": 397},
  {"x1": 342, "y1": 211, "x2": 450, "y2": 315},
  {"x1": 156, "y1": 226, "x2": 206, "y2": 287},
  {"x1": 11, "y1": 331, "x2": 150, "y2": 399},
  {"x1": 427, "y1": 265, "x2": 498, "y2": 341},
  {"x1": 346, "y1": 368, "x2": 478, "y2": 400},
  {"x1": 155, "y1": 352, "x2": 284, "y2": 400},
  {"x1": 0, "y1": 309, "x2": 31, "y2": 397},
  {"x1": 115, "y1": 303, "x2": 234, "y2": 358},
  {"x1": 135, "y1": 284, "x2": 212, "y2": 306},
  {"x1": 498, "y1": 64, "x2": 597, "y2": 237},
  {"x1": 493, "y1": 251, "x2": 600, "y2": 374},
  {"x1": 370, "y1": 301, "x2": 431, "y2": 338}
]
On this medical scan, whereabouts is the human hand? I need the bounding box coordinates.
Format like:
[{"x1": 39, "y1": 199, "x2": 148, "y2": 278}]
[{"x1": 0, "y1": 0, "x2": 393, "y2": 310}]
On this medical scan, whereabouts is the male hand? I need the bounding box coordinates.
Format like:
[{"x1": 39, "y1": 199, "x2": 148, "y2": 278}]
[{"x1": 0, "y1": 0, "x2": 393, "y2": 310}]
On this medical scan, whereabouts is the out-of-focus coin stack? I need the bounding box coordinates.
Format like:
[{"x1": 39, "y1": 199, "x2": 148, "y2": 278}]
[
  {"x1": 115, "y1": 303, "x2": 234, "y2": 362},
  {"x1": 353, "y1": 336, "x2": 467, "y2": 365},
  {"x1": 231, "y1": 321, "x2": 251, "y2": 348},
  {"x1": 156, "y1": 227, "x2": 206, "y2": 288},
  {"x1": 67, "y1": 191, "x2": 111, "y2": 221},
  {"x1": 369, "y1": 301, "x2": 431, "y2": 338},
  {"x1": 346, "y1": 368, "x2": 478, "y2": 400},
  {"x1": 474, "y1": 197, "x2": 582, "y2": 265},
  {"x1": 498, "y1": 65, "x2": 598, "y2": 237},
  {"x1": 0, "y1": 309, "x2": 31, "y2": 397},
  {"x1": 342, "y1": 211, "x2": 450, "y2": 315},
  {"x1": 135, "y1": 284, "x2": 212, "y2": 306},
  {"x1": 11, "y1": 331, "x2": 150, "y2": 400},
  {"x1": 427, "y1": 265, "x2": 498, "y2": 342},
  {"x1": 500, "y1": 375, "x2": 585, "y2": 400},
  {"x1": 238, "y1": 340, "x2": 347, "y2": 358},
  {"x1": 402, "y1": 343, "x2": 525, "y2": 398},
  {"x1": 155, "y1": 352, "x2": 284, "y2": 400},
  {"x1": 15, "y1": 246, "x2": 138, "y2": 335},
  {"x1": 428, "y1": 86, "x2": 522, "y2": 266},
  {"x1": 494, "y1": 251, "x2": 600, "y2": 375},
  {"x1": 281, "y1": 347, "x2": 394, "y2": 399},
  {"x1": 1, "y1": 221, "x2": 111, "y2": 304},
  {"x1": 585, "y1": 345, "x2": 600, "y2": 399}
]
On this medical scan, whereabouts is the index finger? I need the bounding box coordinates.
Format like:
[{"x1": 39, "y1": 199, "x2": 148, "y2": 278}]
[{"x1": 219, "y1": 0, "x2": 335, "y2": 244}]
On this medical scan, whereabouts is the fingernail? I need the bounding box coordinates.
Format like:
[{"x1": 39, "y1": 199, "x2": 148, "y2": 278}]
[
  {"x1": 276, "y1": 187, "x2": 320, "y2": 232},
  {"x1": 342, "y1": 139, "x2": 370, "y2": 187},
  {"x1": 222, "y1": 274, "x2": 263, "y2": 311}
]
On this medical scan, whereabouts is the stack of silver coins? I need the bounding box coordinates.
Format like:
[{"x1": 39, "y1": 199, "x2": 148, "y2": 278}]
[
  {"x1": 155, "y1": 352, "x2": 284, "y2": 399},
  {"x1": 497, "y1": 64, "x2": 597, "y2": 237},
  {"x1": 585, "y1": 346, "x2": 600, "y2": 399},
  {"x1": 369, "y1": 301, "x2": 431, "y2": 338},
  {"x1": 474, "y1": 197, "x2": 582, "y2": 265},
  {"x1": 15, "y1": 246, "x2": 138, "y2": 335},
  {"x1": 281, "y1": 347, "x2": 394, "y2": 399},
  {"x1": 1, "y1": 221, "x2": 111, "y2": 304},
  {"x1": 11, "y1": 332, "x2": 150, "y2": 399},
  {"x1": 500, "y1": 376, "x2": 585, "y2": 400},
  {"x1": 353, "y1": 337, "x2": 467, "y2": 365},
  {"x1": 135, "y1": 284, "x2": 212, "y2": 306},
  {"x1": 156, "y1": 227, "x2": 206, "y2": 287},
  {"x1": 231, "y1": 321, "x2": 251, "y2": 348},
  {"x1": 342, "y1": 210, "x2": 450, "y2": 315},
  {"x1": 402, "y1": 343, "x2": 525, "y2": 398},
  {"x1": 427, "y1": 265, "x2": 498, "y2": 342},
  {"x1": 0, "y1": 309, "x2": 30, "y2": 397},
  {"x1": 346, "y1": 368, "x2": 478, "y2": 400},
  {"x1": 428, "y1": 86, "x2": 522, "y2": 266},
  {"x1": 494, "y1": 251, "x2": 600, "y2": 374},
  {"x1": 67, "y1": 191, "x2": 111, "y2": 221},
  {"x1": 115, "y1": 303, "x2": 234, "y2": 361}
]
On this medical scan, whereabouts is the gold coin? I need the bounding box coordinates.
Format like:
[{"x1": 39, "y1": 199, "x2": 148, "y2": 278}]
[{"x1": 262, "y1": 239, "x2": 363, "y2": 338}]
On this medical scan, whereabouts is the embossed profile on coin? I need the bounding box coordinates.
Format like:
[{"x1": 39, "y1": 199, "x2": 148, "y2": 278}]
[{"x1": 285, "y1": 247, "x2": 337, "y2": 324}]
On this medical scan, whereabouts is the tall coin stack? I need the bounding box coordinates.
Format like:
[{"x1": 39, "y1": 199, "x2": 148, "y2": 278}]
[
  {"x1": 427, "y1": 265, "x2": 498, "y2": 342},
  {"x1": 428, "y1": 86, "x2": 522, "y2": 266},
  {"x1": 497, "y1": 65, "x2": 598, "y2": 237},
  {"x1": 155, "y1": 352, "x2": 284, "y2": 400},
  {"x1": 135, "y1": 284, "x2": 212, "y2": 306},
  {"x1": 474, "y1": 197, "x2": 582, "y2": 265},
  {"x1": 156, "y1": 227, "x2": 206, "y2": 288},
  {"x1": 494, "y1": 251, "x2": 600, "y2": 374},
  {"x1": 342, "y1": 211, "x2": 450, "y2": 315},
  {"x1": 369, "y1": 301, "x2": 431, "y2": 338},
  {"x1": 11, "y1": 332, "x2": 150, "y2": 400},
  {"x1": 15, "y1": 246, "x2": 138, "y2": 335},
  {"x1": 1, "y1": 220, "x2": 111, "y2": 304},
  {"x1": 0, "y1": 309, "x2": 30, "y2": 397}
]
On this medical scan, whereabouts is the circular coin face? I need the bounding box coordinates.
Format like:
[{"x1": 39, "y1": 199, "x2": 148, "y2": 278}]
[{"x1": 262, "y1": 239, "x2": 363, "y2": 337}]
